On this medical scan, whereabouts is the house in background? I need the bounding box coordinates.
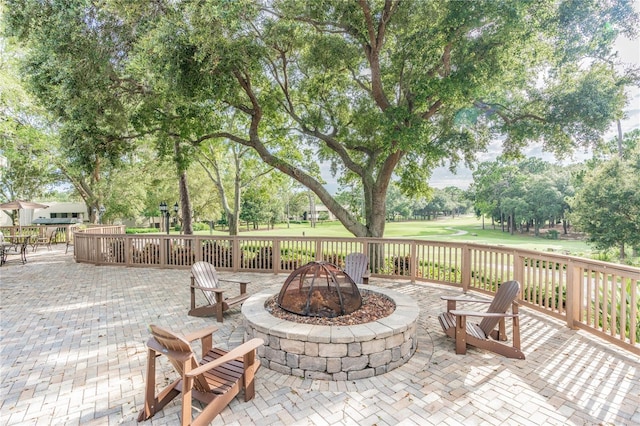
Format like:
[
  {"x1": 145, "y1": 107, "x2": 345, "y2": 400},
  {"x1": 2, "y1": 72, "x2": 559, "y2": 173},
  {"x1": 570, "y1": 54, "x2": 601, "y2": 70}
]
[
  {"x1": 0, "y1": 201, "x2": 88, "y2": 227},
  {"x1": 302, "y1": 204, "x2": 336, "y2": 221}
]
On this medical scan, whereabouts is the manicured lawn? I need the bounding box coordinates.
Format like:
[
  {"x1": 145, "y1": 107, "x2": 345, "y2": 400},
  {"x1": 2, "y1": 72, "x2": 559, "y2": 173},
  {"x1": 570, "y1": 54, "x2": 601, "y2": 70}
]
[{"x1": 194, "y1": 215, "x2": 595, "y2": 257}]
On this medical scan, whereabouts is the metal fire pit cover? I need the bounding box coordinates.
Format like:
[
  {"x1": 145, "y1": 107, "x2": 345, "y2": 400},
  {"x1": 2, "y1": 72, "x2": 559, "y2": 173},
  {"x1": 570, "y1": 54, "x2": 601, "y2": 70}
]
[{"x1": 277, "y1": 261, "x2": 362, "y2": 317}]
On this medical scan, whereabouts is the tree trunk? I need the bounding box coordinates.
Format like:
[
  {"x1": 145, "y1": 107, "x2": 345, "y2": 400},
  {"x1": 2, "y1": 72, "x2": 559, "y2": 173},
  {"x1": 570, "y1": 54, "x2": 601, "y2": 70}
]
[
  {"x1": 229, "y1": 153, "x2": 243, "y2": 236},
  {"x1": 617, "y1": 119, "x2": 624, "y2": 159},
  {"x1": 228, "y1": 62, "x2": 402, "y2": 238},
  {"x1": 178, "y1": 170, "x2": 192, "y2": 234},
  {"x1": 175, "y1": 140, "x2": 193, "y2": 235},
  {"x1": 510, "y1": 211, "x2": 515, "y2": 235}
]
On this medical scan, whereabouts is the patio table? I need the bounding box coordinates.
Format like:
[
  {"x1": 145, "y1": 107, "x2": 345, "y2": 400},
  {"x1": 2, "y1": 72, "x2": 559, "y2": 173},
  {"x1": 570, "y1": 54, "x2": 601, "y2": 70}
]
[{"x1": 0, "y1": 235, "x2": 33, "y2": 266}]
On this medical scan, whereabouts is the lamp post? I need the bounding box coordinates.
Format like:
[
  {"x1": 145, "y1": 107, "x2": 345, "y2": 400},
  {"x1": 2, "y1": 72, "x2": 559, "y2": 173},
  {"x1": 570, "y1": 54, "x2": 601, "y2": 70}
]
[
  {"x1": 159, "y1": 201, "x2": 169, "y2": 234},
  {"x1": 159, "y1": 202, "x2": 179, "y2": 234},
  {"x1": 160, "y1": 201, "x2": 179, "y2": 265}
]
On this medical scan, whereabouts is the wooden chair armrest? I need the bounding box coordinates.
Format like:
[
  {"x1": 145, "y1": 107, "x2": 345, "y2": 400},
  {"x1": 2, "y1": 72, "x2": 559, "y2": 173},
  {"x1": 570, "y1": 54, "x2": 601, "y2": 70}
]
[
  {"x1": 183, "y1": 325, "x2": 218, "y2": 343},
  {"x1": 190, "y1": 284, "x2": 225, "y2": 294},
  {"x1": 186, "y1": 338, "x2": 264, "y2": 377},
  {"x1": 449, "y1": 310, "x2": 518, "y2": 318},
  {"x1": 219, "y1": 279, "x2": 249, "y2": 294},
  {"x1": 218, "y1": 278, "x2": 251, "y2": 285},
  {"x1": 441, "y1": 295, "x2": 493, "y2": 303}
]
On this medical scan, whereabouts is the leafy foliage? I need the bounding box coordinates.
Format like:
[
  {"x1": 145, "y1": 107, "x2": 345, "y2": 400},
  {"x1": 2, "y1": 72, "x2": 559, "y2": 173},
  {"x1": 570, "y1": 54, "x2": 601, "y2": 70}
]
[
  {"x1": 570, "y1": 152, "x2": 640, "y2": 259},
  {"x1": 3, "y1": 0, "x2": 638, "y2": 238}
]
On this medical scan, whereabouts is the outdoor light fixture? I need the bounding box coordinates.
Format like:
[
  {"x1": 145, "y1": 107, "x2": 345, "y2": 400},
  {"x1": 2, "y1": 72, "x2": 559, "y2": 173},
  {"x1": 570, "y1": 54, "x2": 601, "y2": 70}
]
[{"x1": 159, "y1": 201, "x2": 178, "y2": 235}]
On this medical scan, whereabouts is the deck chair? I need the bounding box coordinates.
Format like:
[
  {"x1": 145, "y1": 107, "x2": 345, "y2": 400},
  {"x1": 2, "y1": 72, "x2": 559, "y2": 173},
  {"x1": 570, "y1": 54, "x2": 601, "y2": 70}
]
[
  {"x1": 344, "y1": 253, "x2": 370, "y2": 284},
  {"x1": 438, "y1": 280, "x2": 524, "y2": 359},
  {"x1": 33, "y1": 227, "x2": 58, "y2": 252},
  {"x1": 138, "y1": 325, "x2": 263, "y2": 426},
  {"x1": 189, "y1": 261, "x2": 251, "y2": 322}
]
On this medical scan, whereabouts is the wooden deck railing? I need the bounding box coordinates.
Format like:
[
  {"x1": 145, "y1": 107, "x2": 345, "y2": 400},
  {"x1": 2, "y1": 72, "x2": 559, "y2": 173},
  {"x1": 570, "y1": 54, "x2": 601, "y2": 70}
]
[
  {"x1": 0, "y1": 224, "x2": 80, "y2": 244},
  {"x1": 72, "y1": 228, "x2": 639, "y2": 355}
]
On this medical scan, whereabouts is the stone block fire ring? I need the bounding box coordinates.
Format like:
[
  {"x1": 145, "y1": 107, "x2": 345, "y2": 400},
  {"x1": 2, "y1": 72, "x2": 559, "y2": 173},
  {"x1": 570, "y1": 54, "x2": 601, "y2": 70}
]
[{"x1": 242, "y1": 263, "x2": 419, "y2": 380}]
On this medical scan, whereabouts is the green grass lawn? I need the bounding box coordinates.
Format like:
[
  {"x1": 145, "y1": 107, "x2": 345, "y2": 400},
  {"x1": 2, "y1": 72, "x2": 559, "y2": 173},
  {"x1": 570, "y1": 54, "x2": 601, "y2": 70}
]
[{"x1": 193, "y1": 215, "x2": 596, "y2": 257}]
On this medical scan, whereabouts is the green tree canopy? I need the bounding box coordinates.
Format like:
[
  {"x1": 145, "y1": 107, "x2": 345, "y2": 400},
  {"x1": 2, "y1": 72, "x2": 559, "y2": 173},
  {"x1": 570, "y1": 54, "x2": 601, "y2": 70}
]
[
  {"x1": 571, "y1": 134, "x2": 640, "y2": 259},
  {"x1": 4, "y1": 0, "x2": 638, "y2": 237},
  {"x1": 0, "y1": 37, "x2": 60, "y2": 205}
]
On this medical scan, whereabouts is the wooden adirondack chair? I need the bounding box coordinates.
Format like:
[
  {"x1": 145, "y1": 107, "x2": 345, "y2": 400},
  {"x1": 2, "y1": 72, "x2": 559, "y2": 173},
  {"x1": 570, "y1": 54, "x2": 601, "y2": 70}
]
[
  {"x1": 189, "y1": 261, "x2": 251, "y2": 322},
  {"x1": 438, "y1": 280, "x2": 525, "y2": 359},
  {"x1": 138, "y1": 325, "x2": 263, "y2": 426},
  {"x1": 344, "y1": 253, "x2": 370, "y2": 284}
]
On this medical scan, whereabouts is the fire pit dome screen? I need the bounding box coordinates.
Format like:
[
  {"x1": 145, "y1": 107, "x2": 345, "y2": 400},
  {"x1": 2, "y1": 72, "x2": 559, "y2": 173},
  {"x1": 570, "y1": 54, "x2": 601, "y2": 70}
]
[{"x1": 277, "y1": 261, "x2": 362, "y2": 317}]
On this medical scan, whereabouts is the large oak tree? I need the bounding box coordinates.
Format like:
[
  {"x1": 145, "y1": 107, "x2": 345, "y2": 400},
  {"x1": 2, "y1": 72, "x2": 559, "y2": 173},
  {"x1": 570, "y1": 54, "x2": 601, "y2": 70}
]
[{"x1": 154, "y1": 0, "x2": 637, "y2": 237}]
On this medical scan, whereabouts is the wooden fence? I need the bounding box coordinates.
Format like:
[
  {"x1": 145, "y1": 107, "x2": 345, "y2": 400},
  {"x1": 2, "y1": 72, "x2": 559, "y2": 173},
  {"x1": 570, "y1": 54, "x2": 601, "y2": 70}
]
[
  {"x1": 0, "y1": 224, "x2": 79, "y2": 244},
  {"x1": 72, "y1": 229, "x2": 639, "y2": 355}
]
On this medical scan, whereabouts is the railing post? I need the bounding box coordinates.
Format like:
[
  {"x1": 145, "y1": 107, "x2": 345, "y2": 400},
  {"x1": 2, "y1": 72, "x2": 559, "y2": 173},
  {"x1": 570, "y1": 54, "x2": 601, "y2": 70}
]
[
  {"x1": 159, "y1": 236, "x2": 168, "y2": 266},
  {"x1": 315, "y1": 239, "x2": 323, "y2": 262},
  {"x1": 513, "y1": 253, "x2": 524, "y2": 295},
  {"x1": 273, "y1": 239, "x2": 281, "y2": 274},
  {"x1": 410, "y1": 241, "x2": 417, "y2": 283},
  {"x1": 124, "y1": 236, "x2": 131, "y2": 266},
  {"x1": 232, "y1": 237, "x2": 241, "y2": 272},
  {"x1": 461, "y1": 245, "x2": 471, "y2": 293},
  {"x1": 194, "y1": 236, "x2": 202, "y2": 262},
  {"x1": 565, "y1": 260, "x2": 580, "y2": 329},
  {"x1": 94, "y1": 236, "x2": 101, "y2": 265}
]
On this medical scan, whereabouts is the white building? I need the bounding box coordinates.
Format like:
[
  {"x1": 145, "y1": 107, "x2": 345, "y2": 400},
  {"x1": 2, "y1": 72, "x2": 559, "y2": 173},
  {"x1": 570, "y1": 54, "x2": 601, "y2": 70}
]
[{"x1": 0, "y1": 201, "x2": 87, "y2": 226}]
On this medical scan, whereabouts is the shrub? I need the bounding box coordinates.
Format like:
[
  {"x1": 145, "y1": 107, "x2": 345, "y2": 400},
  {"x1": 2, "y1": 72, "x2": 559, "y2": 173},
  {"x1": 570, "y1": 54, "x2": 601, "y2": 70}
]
[
  {"x1": 169, "y1": 244, "x2": 194, "y2": 266},
  {"x1": 202, "y1": 241, "x2": 234, "y2": 267},
  {"x1": 546, "y1": 230, "x2": 559, "y2": 239},
  {"x1": 393, "y1": 255, "x2": 412, "y2": 276},
  {"x1": 126, "y1": 228, "x2": 159, "y2": 234},
  {"x1": 133, "y1": 243, "x2": 160, "y2": 264},
  {"x1": 245, "y1": 246, "x2": 273, "y2": 269},
  {"x1": 109, "y1": 239, "x2": 126, "y2": 262},
  {"x1": 192, "y1": 222, "x2": 210, "y2": 231}
]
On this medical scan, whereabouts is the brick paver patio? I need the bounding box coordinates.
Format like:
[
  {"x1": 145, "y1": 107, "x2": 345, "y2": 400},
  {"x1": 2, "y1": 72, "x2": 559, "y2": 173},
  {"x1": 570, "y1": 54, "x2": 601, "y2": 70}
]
[{"x1": 1, "y1": 247, "x2": 639, "y2": 425}]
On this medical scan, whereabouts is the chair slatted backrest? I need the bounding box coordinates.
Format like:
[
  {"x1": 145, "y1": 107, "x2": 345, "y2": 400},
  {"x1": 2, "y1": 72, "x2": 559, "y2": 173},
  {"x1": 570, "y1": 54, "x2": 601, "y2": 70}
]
[
  {"x1": 46, "y1": 227, "x2": 58, "y2": 240},
  {"x1": 148, "y1": 325, "x2": 211, "y2": 393},
  {"x1": 344, "y1": 253, "x2": 368, "y2": 284},
  {"x1": 478, "y1": 280, "x2": 520, "y2": 336},
  {"x1": 191, "y1": 261, "x2": 221, "y2": 305}
]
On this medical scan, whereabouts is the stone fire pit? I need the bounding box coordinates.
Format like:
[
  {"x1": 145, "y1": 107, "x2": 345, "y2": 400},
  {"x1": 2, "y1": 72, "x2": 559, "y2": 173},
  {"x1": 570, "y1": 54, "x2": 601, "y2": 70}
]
[{"x1": 242, "y1": 285, "x2": 419, "y2": 380}]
